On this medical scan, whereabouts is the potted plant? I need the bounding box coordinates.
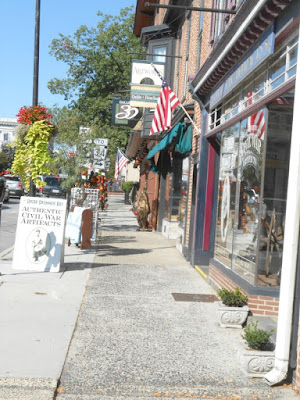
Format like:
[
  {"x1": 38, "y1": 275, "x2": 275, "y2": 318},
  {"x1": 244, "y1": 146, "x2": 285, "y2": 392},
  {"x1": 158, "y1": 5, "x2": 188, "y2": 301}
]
[
  {"x1": 216, "y1": 287, "x2": 249, "y2": 328},
  {"x1": 241, "y1": 320, "x2": 275, "y2": 378},
  {"x1": 121, "y1": 181, "x2": 134, "y2": 204}
]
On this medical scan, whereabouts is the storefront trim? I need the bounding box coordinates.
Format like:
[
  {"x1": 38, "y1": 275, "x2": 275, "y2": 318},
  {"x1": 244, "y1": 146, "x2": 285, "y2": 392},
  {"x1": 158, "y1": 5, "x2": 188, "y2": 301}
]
[
  {"x1": 210, "y1": 258, "x2": 280, "y2": 297},
  {"x1": 206, "y1": 76, "x2": 296, "y2": 138}
]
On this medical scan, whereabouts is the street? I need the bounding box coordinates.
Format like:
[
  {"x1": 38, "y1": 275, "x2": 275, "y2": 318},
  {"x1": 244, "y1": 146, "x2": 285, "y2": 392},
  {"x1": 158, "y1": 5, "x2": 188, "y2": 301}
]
[{"x1": 0, "y1": 198, "x2": 19, "y2": 254}]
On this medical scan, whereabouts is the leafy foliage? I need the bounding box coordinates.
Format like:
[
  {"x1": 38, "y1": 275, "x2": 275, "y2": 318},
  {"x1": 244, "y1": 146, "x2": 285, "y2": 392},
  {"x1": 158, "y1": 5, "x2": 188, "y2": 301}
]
[
  {"x1": 0, "y1": 150, "x2": 9, "y2": 171},
  {"x1": 217, "y1": 287, "x2": 248, "y2": 307},
  {"x1": 48, "y1": 7, "x2": 145, "y2": 168},
  {"x1": 11, "y1": 121, "x2": 54, "y2": 190},
  {"x1": 121, "y1": 181, "x2": 134, "y2": 192},
  {"x1": 242, "y1": 320, "x2": 274, "y2": 350}
]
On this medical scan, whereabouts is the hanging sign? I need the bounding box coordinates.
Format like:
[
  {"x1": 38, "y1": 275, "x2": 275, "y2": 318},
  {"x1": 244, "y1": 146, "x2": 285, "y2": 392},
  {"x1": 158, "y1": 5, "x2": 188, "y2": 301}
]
[
  {"x1": 112, "y1": 99, "x2": 141, "y2": 127},
  {"x1": 130, "y1": 60, "x2": 165, "y2": 107}
]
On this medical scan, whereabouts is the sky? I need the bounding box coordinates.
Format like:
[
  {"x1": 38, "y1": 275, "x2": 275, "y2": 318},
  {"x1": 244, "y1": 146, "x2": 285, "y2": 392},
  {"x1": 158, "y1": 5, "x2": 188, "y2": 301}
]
[{"x1": 0, "y1": 0, "x2": 135, "y2": 119}]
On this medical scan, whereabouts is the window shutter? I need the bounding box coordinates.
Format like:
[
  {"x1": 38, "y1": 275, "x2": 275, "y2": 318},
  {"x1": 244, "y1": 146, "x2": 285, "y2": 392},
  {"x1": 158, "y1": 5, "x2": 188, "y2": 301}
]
[{"x1": 209, "y1": 0, "x2": 218, "y2": 43}]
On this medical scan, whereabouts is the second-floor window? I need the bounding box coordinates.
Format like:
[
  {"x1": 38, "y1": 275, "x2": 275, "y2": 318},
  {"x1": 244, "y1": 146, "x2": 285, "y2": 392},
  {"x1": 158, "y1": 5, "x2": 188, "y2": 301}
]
[
  {"x1": 209, "y1": 0, "x2": 237, "y2": 44},
  {"x1": 153, "y1": 46, "x2": 167, "y2": 63}
]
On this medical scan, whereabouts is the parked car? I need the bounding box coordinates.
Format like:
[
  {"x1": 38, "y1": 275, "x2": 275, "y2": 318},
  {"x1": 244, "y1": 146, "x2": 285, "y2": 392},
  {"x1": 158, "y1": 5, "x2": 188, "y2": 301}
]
[
  {"x1": 40, "y1": 176, "x2": 66, "y2": 198},
  {"x1": 4, "y1": 175, "x2": 25, "y2": 199}
]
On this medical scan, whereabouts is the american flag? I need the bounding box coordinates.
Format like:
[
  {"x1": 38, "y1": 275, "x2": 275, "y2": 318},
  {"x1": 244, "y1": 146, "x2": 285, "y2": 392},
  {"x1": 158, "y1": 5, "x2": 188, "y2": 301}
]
[
  {"x1": 114, "y1": 149, "x2": 129, "y2": 180},
  {"x1": 247, "y1": 92, "x2": 265, "y2": 139},
  {"x1": 150, "y1": 80, "x2": 180, "y2": 135}
]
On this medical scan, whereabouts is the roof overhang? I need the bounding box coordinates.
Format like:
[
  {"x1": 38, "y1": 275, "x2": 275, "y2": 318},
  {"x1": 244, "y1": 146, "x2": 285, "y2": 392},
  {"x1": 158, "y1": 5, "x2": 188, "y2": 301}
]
[
  {"x1": 133, "y1": 0, "x2": 156, "y2": 37},
  {"x1": 191, "y1": 0, "x2": 292, "y2": 98}
]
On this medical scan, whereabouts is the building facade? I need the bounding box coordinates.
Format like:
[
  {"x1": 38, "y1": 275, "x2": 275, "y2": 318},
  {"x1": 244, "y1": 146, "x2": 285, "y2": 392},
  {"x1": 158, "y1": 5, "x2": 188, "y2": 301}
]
[
  {"x1": 0, "y1": 118, "x2": 18, "y2": 148},
  {"x1": 132, "y1": 0, "x2": 300, "y2": 388}
]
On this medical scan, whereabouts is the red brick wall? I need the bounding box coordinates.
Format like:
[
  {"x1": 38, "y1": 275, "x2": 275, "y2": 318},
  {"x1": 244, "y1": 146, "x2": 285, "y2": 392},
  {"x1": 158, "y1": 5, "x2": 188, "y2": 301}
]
[{"x1": 210, "y1": 264, "x2": 279, "y2": 317}]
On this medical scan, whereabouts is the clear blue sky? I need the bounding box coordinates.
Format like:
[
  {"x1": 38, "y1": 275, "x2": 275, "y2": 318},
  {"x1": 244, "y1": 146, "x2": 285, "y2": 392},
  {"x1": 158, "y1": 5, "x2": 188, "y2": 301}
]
[{"x1": 0, "y1": 0, "x2": 135, "y2": 118}]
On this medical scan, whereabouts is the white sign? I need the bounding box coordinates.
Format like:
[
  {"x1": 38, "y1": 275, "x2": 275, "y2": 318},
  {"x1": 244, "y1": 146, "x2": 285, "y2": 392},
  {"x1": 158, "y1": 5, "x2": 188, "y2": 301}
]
[
  {"x1": 12, "y1": 197, "x2": 67, "y2": 272},
  {"x1": 94, "y1": 138, "x2": 108, "y2": 146},
  {"x1": 79, "y1": 126, "x2": 91, "y2": 135},
  {"x1": 94, "y1": 146, "x2": 107, "y2": 161},
  {"x1": 93, "y1": 161, "x2": 106, "y2": 170},
  {"x1": 131, "y1": 61, "x2": 165, "y2": 86}
]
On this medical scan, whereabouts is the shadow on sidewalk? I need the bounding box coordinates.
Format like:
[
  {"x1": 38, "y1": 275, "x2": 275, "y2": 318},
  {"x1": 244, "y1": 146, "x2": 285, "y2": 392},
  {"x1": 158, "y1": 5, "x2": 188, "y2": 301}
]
[{"x1": 93, "y1": 245, "x2": 151, "y2": 257}]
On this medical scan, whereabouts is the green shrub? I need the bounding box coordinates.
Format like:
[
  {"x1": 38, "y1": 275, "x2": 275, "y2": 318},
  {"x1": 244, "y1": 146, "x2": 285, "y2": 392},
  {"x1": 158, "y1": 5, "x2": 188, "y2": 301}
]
[
  {"x1": 217, "y1": 287, "x2": 248, "y2": 307},
  {"x1": 121, "y1": 181, "x2": 134, "y2": 192},
  {"x1": 242, "y1": 320, "x2": 274, "y2": 350}
]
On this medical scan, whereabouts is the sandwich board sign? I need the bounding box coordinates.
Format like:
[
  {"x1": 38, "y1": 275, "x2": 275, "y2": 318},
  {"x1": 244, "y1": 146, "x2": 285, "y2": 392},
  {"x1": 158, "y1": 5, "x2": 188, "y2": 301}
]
[{"x1": 12, "y1": 197, "x2": 67, "y2": 272}]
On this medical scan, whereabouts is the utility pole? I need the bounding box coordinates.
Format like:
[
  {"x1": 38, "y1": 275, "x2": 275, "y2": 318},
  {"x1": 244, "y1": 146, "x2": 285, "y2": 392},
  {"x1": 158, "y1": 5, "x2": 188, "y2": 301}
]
[{"x1": 30, "y1": 0, "x2": 40, "y2": 196}]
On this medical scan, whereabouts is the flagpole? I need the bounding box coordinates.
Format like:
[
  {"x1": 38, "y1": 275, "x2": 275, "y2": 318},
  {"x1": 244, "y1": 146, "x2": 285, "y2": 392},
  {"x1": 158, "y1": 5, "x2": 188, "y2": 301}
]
[
  {"x1": 178, "y1": 103, "x2": 201, "y2": 134},
  {"x1": 150, "y1": 63, "x2": 201, "y2": 134}
]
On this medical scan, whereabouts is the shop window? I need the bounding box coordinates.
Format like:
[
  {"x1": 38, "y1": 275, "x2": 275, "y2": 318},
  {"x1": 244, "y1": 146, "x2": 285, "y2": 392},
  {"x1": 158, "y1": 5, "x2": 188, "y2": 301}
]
[
  {"x1": 178, "y1": 157, "x2": 189, "y2": 228},
  {"x1": 215, "y1": 122, "x2": 240, "y2": 268},
  {"x1": 257, "y1": 91, "x2": 294, "y2": 287},
  {"x1": 164, "y1": 153, "x2": 188, "y2": 222},
  {"x1": 214, "y1": 89, "x2": 294, "y2": 287},
  {"x1": 208, "y1": 34, "x2": 298, "y2": 132}
]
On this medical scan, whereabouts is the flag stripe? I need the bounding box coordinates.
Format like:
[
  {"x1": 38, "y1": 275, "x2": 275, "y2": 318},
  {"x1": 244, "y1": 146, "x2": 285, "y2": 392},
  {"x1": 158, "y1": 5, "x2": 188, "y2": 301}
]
[
  {"x1": 247, "y1": 91, "x2": 265, "y2": 139},
  {"x1": 150, "y1": 81, "x2": 180, "y2": 135}
]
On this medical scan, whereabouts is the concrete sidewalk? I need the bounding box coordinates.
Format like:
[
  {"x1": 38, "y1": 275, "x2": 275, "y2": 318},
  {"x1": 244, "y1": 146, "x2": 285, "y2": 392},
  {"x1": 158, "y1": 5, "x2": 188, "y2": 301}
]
[
  {"x1": 0, "y1": 194, "x2": 299, "y2": 400},
  {"x1": 0, "y1": 235, "x2": 96, "y2": 399}
]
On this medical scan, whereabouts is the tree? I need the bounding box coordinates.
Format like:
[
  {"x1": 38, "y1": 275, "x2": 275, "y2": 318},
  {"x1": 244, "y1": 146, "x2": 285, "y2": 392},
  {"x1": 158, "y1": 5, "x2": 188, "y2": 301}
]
[
  {"x1": 48, "y1": 6, "x2": 144, "y2": 168},
  {"x1": 0, "y1": 144, "x2": 14, "y2": 170}
]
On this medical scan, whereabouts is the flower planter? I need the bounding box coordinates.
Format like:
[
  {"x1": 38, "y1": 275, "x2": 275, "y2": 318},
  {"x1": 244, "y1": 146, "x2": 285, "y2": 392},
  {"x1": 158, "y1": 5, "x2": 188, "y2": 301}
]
[
  {"x1": 243, "y1": 349, "x2": 275, "y2": 378},
  {"x1": 216, "y1": 301, "x2": 249, "y2": 328}
]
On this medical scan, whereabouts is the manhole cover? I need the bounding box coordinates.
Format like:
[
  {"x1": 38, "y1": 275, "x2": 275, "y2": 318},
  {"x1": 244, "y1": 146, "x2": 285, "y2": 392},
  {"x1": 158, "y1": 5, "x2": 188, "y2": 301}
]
[{"x1": 172, "y1": 293, "x2": 219, "y2": 302}]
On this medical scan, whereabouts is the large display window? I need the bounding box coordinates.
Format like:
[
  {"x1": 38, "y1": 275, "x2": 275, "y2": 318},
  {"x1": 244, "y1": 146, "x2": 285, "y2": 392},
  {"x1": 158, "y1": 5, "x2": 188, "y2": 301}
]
[
  {"x1": 164, "y1": 153, "x2": 189, "y2": 223},
  {"x1": 215, "y1": 90, "x2": 294, "y2": 287}
]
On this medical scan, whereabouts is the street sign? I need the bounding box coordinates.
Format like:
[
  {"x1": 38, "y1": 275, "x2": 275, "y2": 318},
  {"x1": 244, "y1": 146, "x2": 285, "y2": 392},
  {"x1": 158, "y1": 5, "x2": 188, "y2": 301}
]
[
  {"x1": 94, "y1": 146, "x2": 107, "y2": 161},
  {"x1": 93, "y1": 160, "x2": 106, "y2": 170},
  {"x1": 94, "y1": 138, "x2": 108, "y2": 146},
  {"x1": 79, "y1": 126, "x2": 91, "y2": 135}
]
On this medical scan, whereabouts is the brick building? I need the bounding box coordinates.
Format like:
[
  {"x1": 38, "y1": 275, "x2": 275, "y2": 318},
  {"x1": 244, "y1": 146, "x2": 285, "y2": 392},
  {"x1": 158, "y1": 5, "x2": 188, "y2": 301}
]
[{"x1": 131, "y1": 0, "x2": 300, "y2": 388}]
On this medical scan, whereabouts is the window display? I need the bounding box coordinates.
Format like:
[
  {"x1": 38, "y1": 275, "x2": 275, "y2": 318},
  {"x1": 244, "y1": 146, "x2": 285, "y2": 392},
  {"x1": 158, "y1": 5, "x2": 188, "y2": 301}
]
[{"x1": 215, "y1": 90, "x2": 294, "y2": 287}]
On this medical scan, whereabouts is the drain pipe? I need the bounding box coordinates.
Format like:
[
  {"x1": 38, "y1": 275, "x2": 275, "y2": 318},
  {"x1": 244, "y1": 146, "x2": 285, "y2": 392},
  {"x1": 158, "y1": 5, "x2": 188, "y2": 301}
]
[{"x1": 265, "y1": 24, "x2": 300, "y2": 386}]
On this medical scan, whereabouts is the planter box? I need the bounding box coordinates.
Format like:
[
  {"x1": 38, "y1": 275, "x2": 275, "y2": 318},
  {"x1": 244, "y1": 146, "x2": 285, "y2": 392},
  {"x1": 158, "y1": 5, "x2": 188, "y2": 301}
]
[
  {"x1": 243, "y1": 349, "x2": 275, "y2": 378},
  {"x1": 216, "y1": 301, "x2": 249, "y2": 328}
]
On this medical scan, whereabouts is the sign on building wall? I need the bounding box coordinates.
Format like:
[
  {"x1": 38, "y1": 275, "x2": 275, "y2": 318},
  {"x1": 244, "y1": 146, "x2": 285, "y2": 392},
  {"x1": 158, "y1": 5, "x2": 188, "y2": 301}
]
[
  {"x1": 130, "y1": 60, "x2": 165, "y2": 107},
  {"x1": 12, "y1": 197, "x2": 67, "y2": 272},
  {"x1": 210, "y1": 24, "x2": 275, "y2": 108}
]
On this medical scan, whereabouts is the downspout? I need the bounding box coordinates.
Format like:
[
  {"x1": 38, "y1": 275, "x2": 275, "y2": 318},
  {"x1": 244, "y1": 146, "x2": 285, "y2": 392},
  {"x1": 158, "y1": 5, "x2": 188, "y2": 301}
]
[{"x1": 265, "y1": 24, "x2": 300, "y2": 386}]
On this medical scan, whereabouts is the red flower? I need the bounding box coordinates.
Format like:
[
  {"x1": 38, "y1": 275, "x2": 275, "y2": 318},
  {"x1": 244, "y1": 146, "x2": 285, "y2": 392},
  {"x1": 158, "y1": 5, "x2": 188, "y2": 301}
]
[{"x1": 16, "y1": 105, "x2": 52, "y2": 125}]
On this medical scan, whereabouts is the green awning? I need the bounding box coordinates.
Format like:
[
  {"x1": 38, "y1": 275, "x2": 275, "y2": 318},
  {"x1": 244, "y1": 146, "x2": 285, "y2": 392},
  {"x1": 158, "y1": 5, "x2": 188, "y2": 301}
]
[
  {"x1": 176, "y1": 124, "x2": 192, "y2": 154},
  {"x1": 147, "y1": 122, "x2": 184, "y2": 159}
]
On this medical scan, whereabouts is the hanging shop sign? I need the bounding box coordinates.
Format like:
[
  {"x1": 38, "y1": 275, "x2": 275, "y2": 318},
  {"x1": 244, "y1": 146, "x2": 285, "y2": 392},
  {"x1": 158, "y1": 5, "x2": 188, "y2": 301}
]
[
  {"x1": 112, "y1": 99, "x2": 142, "y2": 127},
  {"x1": 210, "y1": 23, "x2": 275, "y2": 108},
  {"x1": 130, "y1": 60, "x2": 165, "y2": 108}
]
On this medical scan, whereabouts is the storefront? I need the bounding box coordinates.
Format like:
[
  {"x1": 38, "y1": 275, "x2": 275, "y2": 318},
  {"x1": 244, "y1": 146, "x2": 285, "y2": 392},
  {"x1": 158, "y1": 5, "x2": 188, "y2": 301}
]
[
  {"x1": 147, "y1": 121, "x2": 192, "y2": 247},
  {"x1": 191, "y1": 0, "x2": 299, "y2": 302}
]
